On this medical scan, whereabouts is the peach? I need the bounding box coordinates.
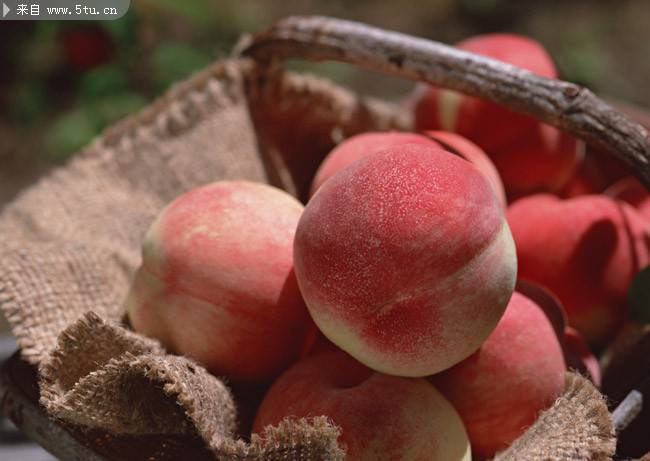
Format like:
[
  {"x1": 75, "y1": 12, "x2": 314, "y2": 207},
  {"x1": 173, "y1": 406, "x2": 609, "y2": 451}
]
[
  {"x1": 424, "y1": 131, "x2": 506, "y2": 207},
  {"x1": 294, "y1": 144, "x2": 517, "y2": 377},
  {"x1": 309, "y1": 131, "x2": 440, "y2": 196},
  {"x1": 429, "y1": 291, "x2": 566, "y2": 459},
  {"x1": 413, "y1": 33, "x2": 582, "y2": 197},
  {"x1": 507, "y1": 194, "x2": 650, "y2": 347},
  {"x1": 126, "y1": 181, "x2": 310, "y2": 383},
  {"x1": 605, "y1": 177, "x2": 650, "y2": 222},
  {"x1": 253, "y1": 350, "x2": 471, "y2": 461}
]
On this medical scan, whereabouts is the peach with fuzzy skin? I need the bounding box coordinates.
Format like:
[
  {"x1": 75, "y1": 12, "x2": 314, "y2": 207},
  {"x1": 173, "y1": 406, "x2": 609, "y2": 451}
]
[
  {"x1": 507, "y1": 194, "x2": 650, "y2": 347},
  {"x1": 429, "y1": 292, "x2": 566, "y2": 459},
  {"x1": 425, "y1": 131, "x2": 506, "y2": 207},
  {"x1": 414, "y1": 33, "x2": 582, "y2": 196},
  {"x1": 309, "y1": 131, "x2": 440, "y2": 196},
  {"x1": 126, "y1": 181, "x2": 310, "y2": 383},
  {"x1": 294, "y1": 144, "x2": 517, "y2": 377},
  {"x1": 253, "y1": 350, "x2": 471, "y2": 461}
]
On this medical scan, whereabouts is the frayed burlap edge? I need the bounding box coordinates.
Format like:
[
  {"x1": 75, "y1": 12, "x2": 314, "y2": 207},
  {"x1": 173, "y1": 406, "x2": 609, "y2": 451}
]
[
  {"x1": 39, "y1": 312, "x2": 236, "y2": 438},
  {"x1": 214, "y1": 416, "x2": 344, "y2": 460},
  {"x1": 38, "y1": 312, "x2": 344, "y2": 460},
  {"x1": 493, "y1": 372, "x2": 616, "y2": 461}
]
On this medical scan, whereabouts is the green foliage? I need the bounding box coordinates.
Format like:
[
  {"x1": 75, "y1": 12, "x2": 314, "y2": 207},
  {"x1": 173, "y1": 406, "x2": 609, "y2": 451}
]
[
  {"x1": 45, "y1": 91, "x2": 146, "y2": 162},
  {"x1": 556, "y1": 28, "x2": 605, "y2": 87},
  {"x1": 102, "y1": 11, "x2": 138, "y2": 45},
  {"x1": 11, "y1": 81, "x2": 48, "y2": 124},
  {"x1": 45, "y1": 107, "x2": 99, "y2": 161},
  {"x1": 20, "y1": 22, "x2": 61, "y2": 74},
  {"x1": 92, "y1": 92, "x2": 147, "y2": 125},
  {"x1": 151, "y1": 43, "x2": 213, "y2": 91},
  {"x1": 79, "y1": 65, "x2": 129, "y2": 100},
  {"x1": 628, "y1": 265, "x2": 650, "y2": 324},
  {"x1": 151, "y1": 0, "x2": 216, "y2": 29}
]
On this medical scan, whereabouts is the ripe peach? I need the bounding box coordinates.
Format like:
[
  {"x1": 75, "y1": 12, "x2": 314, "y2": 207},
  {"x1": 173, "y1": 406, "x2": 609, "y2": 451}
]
[
  {"x1": 605, "y1": 177, "x2": 650, "y2": 222},
  {"x1": 414, "y1": 33, "x2": 582, "y2": 196},
  {"x1": 253, "y1": 350, "x2": 471, "y2": 461},
  {"x1": 507, "y1": 194, "x2": 650, "y2": 347},
  {"x1": 126, "y1": 181, "x2": 310, "y2": 383},
  {"x1": 309, "y1": 131, "x2": 440, "y2": 196},
  {"x1": 424, "y1": 131, "x2": 506, "y2": 207},
  {"x1": 429, "y1": 291, "x2": 566, "y2": 459},
  {"x1": 294, "y1": 144, "x2": 517, "y2": 377}
]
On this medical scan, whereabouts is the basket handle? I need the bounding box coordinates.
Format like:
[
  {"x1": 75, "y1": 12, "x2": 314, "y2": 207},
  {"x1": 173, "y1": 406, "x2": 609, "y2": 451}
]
[{"x1": 240, "y1": 15, "x2": 650, "y2": 190}]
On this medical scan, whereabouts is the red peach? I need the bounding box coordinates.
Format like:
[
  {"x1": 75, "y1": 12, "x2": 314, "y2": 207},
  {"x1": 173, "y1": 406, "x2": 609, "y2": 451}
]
[
  {"x1": 309, "y1": 131, "x2": 440, "y2": 196},
  {"x1": 126, "y1": 181, "x2": 310, "y2": 383},
  {"x1": 605, "y1": 177, "x2": 650, "y2": 222},
  {"x1": 253, "y1": 350, "x2": 471, "y2": 461},
  {"x1": 414, "y1": 33, "x2": 582, "y2": 196},
  {"x1": 424, "y1": 131, "x2": 506, "y2": 207},
  {"x1": 294, "y1": 144, "x2": 517, "y2": 377},
  {"x1": 429, "y1": 292, "x2": 566, "y2": 459},
  {"x1": 507, "y1": 194, "x2": 650, "y2": 347}
]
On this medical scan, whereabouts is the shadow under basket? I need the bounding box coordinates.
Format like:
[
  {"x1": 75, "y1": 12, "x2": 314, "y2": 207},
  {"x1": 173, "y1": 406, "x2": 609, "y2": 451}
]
[{"x1": 1, "y1": 16, "x2": 649, "y2": 461}]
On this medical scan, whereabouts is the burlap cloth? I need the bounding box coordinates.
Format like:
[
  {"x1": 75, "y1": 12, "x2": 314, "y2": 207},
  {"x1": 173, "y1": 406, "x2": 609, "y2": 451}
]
[{"x1": 0, "y1": 58, "x2": 616, "y2": 460}]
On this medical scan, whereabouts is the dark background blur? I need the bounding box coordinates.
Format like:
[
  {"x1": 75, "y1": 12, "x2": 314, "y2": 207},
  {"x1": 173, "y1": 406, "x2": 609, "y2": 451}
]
[{"x1": 1, "y1": 0, "x2": 650, "y2": 209}]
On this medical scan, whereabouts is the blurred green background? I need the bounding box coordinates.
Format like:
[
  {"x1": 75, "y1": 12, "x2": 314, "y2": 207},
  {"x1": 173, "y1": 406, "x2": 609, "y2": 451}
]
[{"x1": 1, "y1": 0, "x2": 650, "y2": 208}]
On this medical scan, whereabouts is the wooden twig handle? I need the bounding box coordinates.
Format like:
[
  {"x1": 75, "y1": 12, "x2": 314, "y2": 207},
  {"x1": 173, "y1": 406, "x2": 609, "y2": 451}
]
[{"x1": 241, "y1": 15, "x2": 650, "y2": 190}]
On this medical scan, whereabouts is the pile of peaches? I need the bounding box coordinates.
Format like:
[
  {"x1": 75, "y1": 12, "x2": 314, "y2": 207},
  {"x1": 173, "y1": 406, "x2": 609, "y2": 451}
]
[{"x1": 125, "y1": 33, "x2": 650, "y2": 460}]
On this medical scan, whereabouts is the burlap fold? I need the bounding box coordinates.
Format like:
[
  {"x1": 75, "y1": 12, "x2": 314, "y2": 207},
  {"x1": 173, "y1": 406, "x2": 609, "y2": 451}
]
[
  {"x1": 38, "y1": 311, "x2": 344, "y2": 460},
  {"x1": 0, "y1": 243, "x2": 131, "y2": 364},
  {"x1": 493, "y1": 373, "x2": 615, "y2": 461},
  {"x1": 39, "y1": 311, "x2": 231, "y2": 437},
  {"x1": 0, "y1": 57, "x2": 616, "y2": 460}
]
